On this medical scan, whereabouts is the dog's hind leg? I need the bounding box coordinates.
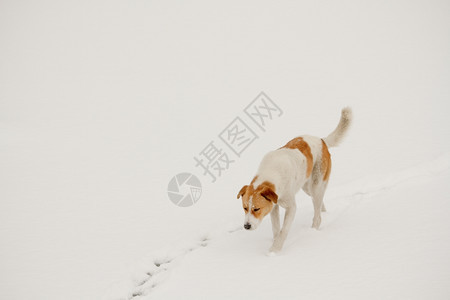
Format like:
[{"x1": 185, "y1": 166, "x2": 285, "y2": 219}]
[
  {"x1": 311, "y1": 181, "x2": 328, "y2": 229},
  {"x1": 270, "y1": 204, "x2": 280, "y2": 238},
  {"x1": 311, "y1": 197, "x2": 326, "y2": 212},
  {"x1": 309, "y1": 160, "x2": 329, "y2": 229},
  {"x1": 312, "y1": 193, "x2": 324, "y2": 229}
]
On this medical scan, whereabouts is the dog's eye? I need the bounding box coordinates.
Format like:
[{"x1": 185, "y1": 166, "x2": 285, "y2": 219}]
[{"x1": 253, "y1": 208, "x2": 260, "y2": 212}]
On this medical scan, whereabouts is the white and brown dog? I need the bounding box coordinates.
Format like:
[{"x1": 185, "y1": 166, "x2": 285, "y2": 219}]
[{"x1": 237, "y1": 107, "x2": 352, "y2": 254}]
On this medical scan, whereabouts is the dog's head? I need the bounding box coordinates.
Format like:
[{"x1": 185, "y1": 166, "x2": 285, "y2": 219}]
[{"x1": 237, "y1": 180, "x2": 278, "y2": 230}]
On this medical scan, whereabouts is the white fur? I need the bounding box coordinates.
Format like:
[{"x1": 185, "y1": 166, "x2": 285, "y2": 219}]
[
  {"x1": 323, "y1": 107, "x2": 353, "y2": 147},
  {"x1": 248, "y1": 108, "x2": 352, "y2": 254}
]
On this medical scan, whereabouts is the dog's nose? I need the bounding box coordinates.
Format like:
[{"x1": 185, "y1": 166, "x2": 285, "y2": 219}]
[{"x1": 244, "y1": 223, "x2": 251, "y2": 230}]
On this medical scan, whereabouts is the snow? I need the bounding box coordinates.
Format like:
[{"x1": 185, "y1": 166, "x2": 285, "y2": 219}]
[
  {"x1": 107, "y1": 155, "x2": 450, "y2": 300},
  {"x1": 1, "y1": 1, "x2": 450, "y2": 300}
]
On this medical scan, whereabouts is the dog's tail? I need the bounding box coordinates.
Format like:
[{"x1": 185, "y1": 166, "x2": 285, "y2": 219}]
[{"x1": 323, "y1": 107, "x2": 353, "y2": 147}]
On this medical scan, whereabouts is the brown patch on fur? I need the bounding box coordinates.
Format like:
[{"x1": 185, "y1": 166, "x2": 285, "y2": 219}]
[
  {"x1": 237, "y1": 176, "x2": 258, "y2": 199},
  {"x1": 250, "y1": 181, "x2": 277, "y2": 219},
  {"x1": 321, "y1": 139, "x2": 332, "y2": 181},
  {"x1": 238, "y1": 176, "x2": 257, "y2": 213},
  {"x1": 239, "y1": 185, "x2": 251, "y2": 213},
  {"x1": 237, "y1": 185, "x2": 248, "y2": 199},
  {"x1": 256, "y1": 181, "x2": 278, "y2": 204},
  {"x1": 238, "y1": 179, "x2": 277, "y2": 220},
  {"x1": 282, "y1": 137, "x2": 313, "y2": 177}
]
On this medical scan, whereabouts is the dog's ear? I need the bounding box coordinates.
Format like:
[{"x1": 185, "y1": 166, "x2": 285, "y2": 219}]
[
  {"x1": 260, "y1": 186, "x2": 278, "y2": 203},
  {"x1": 237, "y1": 185, "x2": 248, "y2": 199}
]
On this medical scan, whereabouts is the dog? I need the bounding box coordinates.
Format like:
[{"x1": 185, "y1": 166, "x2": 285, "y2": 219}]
[{"x1": 237, "y1": 107, "x2": 352, "y2": 254}]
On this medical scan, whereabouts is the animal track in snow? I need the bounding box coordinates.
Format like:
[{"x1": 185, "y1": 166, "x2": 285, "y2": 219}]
[{"x1": 124, "y1": 225, "x2": 242, "y2": 299}]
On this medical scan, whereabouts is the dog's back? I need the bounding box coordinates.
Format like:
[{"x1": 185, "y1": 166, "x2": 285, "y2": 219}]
[{"x1": 255, "y1": 107, "x2": 353, "y2": 205}]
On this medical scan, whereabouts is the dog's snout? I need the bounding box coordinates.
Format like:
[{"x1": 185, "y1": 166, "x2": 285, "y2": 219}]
[{"x1": 244, "y1": 223, "x2": 251, "y2": 230}]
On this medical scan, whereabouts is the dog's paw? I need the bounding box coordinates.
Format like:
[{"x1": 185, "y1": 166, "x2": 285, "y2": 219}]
[
  {"x1": 312, "y1": 216, "x2": 322, "y2": 230},
  {"x1": 268, "y1": 244, "x2": 282, "y2": 254},
  {"x1": 266, "y1": 251, "x2": 277, "y2": 257}
]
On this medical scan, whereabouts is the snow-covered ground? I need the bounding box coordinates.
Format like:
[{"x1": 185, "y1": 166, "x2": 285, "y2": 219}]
[
  {"x1": 1, "y1": 1, "x2": 450, "y2": 300},
  {"x1": 110, "y1": 154, "x2": 450, "y2": 300}
]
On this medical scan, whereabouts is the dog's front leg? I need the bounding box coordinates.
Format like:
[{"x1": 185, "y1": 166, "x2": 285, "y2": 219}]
[
  {"x1": 270, "y1": 204, "x2": 280, "y2": 239},
  {"x1": 269, "y1": 203, "x2": 297, "y2": 254}
]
